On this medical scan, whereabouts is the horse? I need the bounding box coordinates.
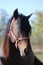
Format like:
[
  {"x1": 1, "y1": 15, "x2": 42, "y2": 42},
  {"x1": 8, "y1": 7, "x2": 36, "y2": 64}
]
[{"x1": 0, "y1": 9, "x2": 43, "y2": 65}]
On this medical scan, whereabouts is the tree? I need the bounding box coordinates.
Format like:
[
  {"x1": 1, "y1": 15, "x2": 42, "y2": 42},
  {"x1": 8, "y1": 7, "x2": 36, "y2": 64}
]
[
  {"x1": 32, "y1": 11, "x2": 43, "y2": 35},
  {"x1": 31, "y1": 11, "x2": 43, "y2": 46},
  {"x1": 0, "y1": 10, "x2": 9, "y2": 43},
  {"x1": 0, "y1": 9, "x2": 9, "y2": 35}
]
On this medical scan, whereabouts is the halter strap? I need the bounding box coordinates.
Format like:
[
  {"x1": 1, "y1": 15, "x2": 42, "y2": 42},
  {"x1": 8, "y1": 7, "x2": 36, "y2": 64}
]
[
  {"x1": 8, "y1": 30, "x2": 29, "y2": 43},
  {"x1": 15, "y1": 37, "x2": 29, "y2": 43}
]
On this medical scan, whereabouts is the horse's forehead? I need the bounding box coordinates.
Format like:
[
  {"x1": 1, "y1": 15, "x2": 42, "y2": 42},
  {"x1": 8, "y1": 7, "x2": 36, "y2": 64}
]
[
  {"x1": 17, "y1": 17, "x2": 21, "y2": 25},
  {"x1": 14, "y1": 17, "x2": 21, "y2": 25}
]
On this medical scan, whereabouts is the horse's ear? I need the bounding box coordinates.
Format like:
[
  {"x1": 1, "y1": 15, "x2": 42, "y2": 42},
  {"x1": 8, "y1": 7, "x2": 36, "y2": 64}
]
[
  {"x1": 27, "y1": 13, "x2": 33, "y2": 19},
  {"x1": 13, "y1": 9, "x2": 18, "y2": 19}
]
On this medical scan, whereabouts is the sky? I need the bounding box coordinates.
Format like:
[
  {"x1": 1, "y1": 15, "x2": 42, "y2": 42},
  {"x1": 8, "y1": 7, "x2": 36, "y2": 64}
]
[{"x1": 0, "y1": 0, "x2": 43, "y2": 17}]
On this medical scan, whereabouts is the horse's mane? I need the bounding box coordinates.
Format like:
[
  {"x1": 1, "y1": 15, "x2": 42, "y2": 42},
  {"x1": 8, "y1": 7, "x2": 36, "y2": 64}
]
[{"x1": 3, "y1": 17, "x2": 13, "y2": 59}]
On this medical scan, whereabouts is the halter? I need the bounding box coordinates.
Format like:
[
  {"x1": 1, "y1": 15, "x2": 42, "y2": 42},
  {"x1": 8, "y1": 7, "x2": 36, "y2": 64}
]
[{"x1": 8, "y1": 18, "x2": 29, "y2": 48}]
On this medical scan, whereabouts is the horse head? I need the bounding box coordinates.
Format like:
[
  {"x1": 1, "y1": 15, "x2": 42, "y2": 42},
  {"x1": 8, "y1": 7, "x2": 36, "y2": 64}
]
[{"x1": 8, "y1": 9, "x2": 33, "y2": 56}]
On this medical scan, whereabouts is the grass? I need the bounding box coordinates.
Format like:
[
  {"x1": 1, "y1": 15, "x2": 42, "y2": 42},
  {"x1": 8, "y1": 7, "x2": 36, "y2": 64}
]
[
  {"x1": 35, "y1": 52, "x2": 43, "y2": 62},
  {"x1": 31, "y1": 45, "x2": 43, "y2": 62}
]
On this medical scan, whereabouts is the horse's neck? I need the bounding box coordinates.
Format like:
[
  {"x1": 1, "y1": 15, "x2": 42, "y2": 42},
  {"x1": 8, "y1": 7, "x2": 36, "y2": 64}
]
[
  {"x1": 22, "y1": 49, "x2": 34, "y2": 65},
  {"x1": 26, "y1": 44, "x2": 34, "y2": 65},
  {"x1": 28, "y1": 51, "x2": 34, "y2": 65}
]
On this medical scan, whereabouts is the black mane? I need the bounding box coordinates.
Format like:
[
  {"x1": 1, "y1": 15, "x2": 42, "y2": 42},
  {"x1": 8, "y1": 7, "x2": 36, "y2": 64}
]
[{"x1": 19, "y1": 14, "x2": 31, "y2": 36}]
